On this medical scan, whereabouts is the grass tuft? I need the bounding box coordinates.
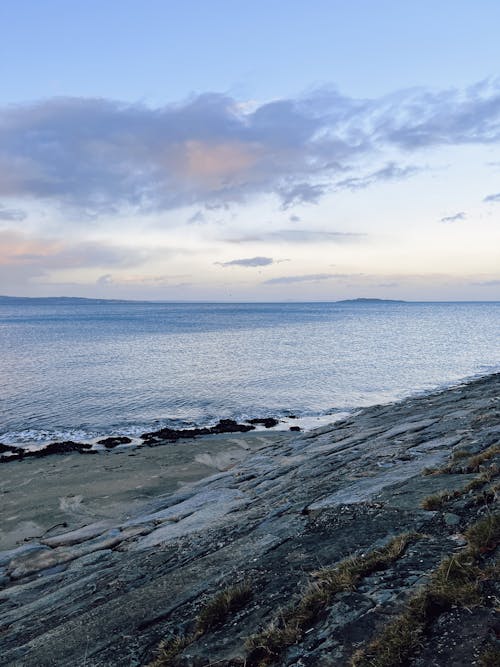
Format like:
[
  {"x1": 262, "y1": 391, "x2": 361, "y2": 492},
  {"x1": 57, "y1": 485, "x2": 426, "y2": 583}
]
[
  {"x1": 480, "y1": 645, "x2": 500, "y2": 666},
  {"x1": 147, "y1": 635, "x2": 192, "y2": 667},
  {"x1": 146, "y1": 582, "x2": 252, "y2": 666},
  {"x1": 452, "y1": 448, "x2": 472, "y2": 460},
  {"x1": 195, "y1": 582, "x2": 253, "y2": 633},
  {"x1": 464, "y1": 512, "x2": 500, "y2": 554},
  {"x1": 426, "y1": 444, "x2": 499, "y2": 477},
  {"x1": 463, "y1": 445, "x2": 500, "y2": 473},
  {"x1": 245, "y1": 533, "x2": 415, "y2": 665},
  {"x1": 349, "y1": 512, "x2": 499, "y2": 667},
  {"x1": 421, "y1": 492, "x2": 448, "y2": 510}
]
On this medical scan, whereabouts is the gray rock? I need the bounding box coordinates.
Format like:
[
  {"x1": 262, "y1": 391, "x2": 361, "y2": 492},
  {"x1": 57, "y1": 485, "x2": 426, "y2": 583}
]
[{"x1": 0, "y1": 372, "x2": 498, "y2": 667}]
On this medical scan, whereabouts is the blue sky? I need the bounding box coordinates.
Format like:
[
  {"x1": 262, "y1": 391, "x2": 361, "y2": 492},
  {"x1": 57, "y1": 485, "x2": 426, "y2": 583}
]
[{"x1": 1, "y1": 1, "x2": 499, "y2": 299}]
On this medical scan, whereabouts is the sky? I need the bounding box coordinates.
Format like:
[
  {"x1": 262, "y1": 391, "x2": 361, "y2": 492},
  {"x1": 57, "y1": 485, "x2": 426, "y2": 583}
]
[{"x1": 0, "y1": 0, "x2": 499, "y2": 301}]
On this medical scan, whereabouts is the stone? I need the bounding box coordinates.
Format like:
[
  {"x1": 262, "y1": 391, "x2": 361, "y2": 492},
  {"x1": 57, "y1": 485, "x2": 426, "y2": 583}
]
[
  {"x1": 97, "y1": 436, "x2": 133, "y2": 448},
  {"x1": 443, "y1": 512, "x2": 461, "y2": 527}
]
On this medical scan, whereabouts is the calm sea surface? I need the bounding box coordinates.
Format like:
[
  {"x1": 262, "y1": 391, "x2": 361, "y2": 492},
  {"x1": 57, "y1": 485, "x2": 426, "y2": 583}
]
[{"x1": 0, "y1": 299, "x2": 499, "y2": 446}]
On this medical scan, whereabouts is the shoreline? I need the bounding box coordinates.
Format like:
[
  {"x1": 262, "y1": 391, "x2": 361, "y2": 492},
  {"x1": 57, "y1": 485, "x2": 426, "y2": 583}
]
[
  {"x1": 0, "y1": 430, "x2": 290, "y2": 551},
  {"x1": 0, "y1": 371, "x2": 499, "y2": 665},
  {"x1": 2, "y1": 366, "x2": 499, "y2": 454}
]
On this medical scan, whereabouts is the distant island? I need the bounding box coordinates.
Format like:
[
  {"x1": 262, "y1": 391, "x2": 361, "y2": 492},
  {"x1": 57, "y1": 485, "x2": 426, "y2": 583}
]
[
  {"x1": 1, "y1": 295, "x2": 407, "y2": 304},
  {"x1": 0, "y1": 295, "x2": 128, "y2": 304},
  {"x1": 336, "y1": 297, "x2": 406, "y2": 304}
]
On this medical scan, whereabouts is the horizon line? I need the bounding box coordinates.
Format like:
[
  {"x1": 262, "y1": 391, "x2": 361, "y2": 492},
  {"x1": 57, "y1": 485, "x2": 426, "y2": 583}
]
[{"x1": 1, "y1": 294, "x2": 500, "y2": 305}]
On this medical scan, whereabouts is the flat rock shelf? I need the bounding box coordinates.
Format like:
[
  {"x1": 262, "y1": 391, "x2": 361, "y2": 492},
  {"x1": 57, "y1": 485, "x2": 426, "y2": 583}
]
[{"x1": 0, "y1": 373, "x2": 499, "y2": 666}]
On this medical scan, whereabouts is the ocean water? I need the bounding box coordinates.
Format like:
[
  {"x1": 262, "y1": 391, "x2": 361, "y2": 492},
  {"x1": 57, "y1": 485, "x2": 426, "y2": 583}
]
[{"x1": 0, "y1": 299, "x2": 499, "y2": 447}]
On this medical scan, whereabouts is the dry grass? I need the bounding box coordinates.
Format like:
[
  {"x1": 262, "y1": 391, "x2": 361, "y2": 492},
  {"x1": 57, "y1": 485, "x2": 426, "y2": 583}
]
[
  {"x1": 146, "y1": 582, "x2": 252, "y2": 667},
  {"x1": 421, "y1": 465, "x2": 500, "y2": 511},
  {"x1": 350, "y1": 553, "x2": 484, "y2": 667},
  {"x1": 147, "y1": 635, "x2": 192, "y2": 667},
  {"x1": 421, "y1": 492, "x2": 449, "y2": 510},
  {"x1": 349, "y1": 512, "x2": 499, "y2": 667},
  {"x1": 195, "y1": 582, "x2": 252, "y2": 633},
  {"x1": 464, "y1": 512, "x2": 500, "y2": 554},
  {"x1": 425, "y1": 444, "x2": 500, "y2": 477},
  {"x1": 452, "y1": 448, "x2": 472, "y2": 460},
  {"x1": 464, "y1": 445, "x2": 500, "y2": 473},
  {"x1": 479, "y1": 645, "x2": 500, "y2": 666},
  {"x1": 245, "y1": 533, "x2": 415, "y2": 666}
]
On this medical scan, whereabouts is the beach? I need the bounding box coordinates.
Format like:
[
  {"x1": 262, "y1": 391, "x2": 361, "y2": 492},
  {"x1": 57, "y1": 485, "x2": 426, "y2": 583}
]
[
  {"x1": 0, "y1": 430, "x2": 286, "y2": 551},
  {"x1": 0, "y1": 372, "x2": 498, "y2": 666}
]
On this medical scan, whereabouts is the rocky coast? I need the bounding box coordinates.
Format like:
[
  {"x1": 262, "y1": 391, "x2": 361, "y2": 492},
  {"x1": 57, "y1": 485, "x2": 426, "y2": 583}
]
[{"x1": 0, "y1": 374, "x2": 499, "y2": 666}]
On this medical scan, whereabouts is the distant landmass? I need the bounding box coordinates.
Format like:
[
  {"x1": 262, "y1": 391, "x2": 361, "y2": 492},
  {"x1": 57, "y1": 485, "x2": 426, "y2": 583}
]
[
  {"x1": 0, "y1": 295, "x2": 407, "y2": 304},
  {"x1": 336, "y1": 298, "x2": 406, "y2": 304},
  {"x1": 0, "y1": 295, "x2": 128, "y2": 303}
]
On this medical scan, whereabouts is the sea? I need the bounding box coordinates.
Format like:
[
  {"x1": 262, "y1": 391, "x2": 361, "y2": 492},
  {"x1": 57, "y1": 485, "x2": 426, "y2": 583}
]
[{"x1": 1, "y1": 298, "x2": 499, "y2": 449}]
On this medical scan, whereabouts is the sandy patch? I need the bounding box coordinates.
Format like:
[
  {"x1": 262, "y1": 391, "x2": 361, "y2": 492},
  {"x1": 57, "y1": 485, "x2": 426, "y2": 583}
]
[{"x1": 0, "y1": 431, "x2": 288, "y2": 550}]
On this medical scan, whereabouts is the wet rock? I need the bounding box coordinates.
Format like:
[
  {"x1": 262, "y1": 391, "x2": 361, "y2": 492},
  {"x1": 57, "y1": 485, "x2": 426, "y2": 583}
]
[
  {"x1": 1, "y1": 440, "x2": 94, "y2": 463},
  {"x1": 97, "y1": 436, "x2": 133, "y2": 448},
  {"x1": 141, "y1": 419, "x2": 255, "y2": 444},
  {"x1": 0, "y1": 372, "x2": 498, "y2": 666},
  {"x1": 443, "y1": 512, "x2": 461, "y2": 527},
  {"x1": 247, "y1": 418, "x2": 280, "y2": 428},
  {"x1": 41, "y1": 441, "x2": 94, "y2": 456}
]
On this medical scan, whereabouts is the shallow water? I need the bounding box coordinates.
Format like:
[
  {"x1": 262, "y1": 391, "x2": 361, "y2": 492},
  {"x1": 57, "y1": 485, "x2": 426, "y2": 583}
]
[{"x1": 0, "y1": 299, "x2": 499, "y2": 445}]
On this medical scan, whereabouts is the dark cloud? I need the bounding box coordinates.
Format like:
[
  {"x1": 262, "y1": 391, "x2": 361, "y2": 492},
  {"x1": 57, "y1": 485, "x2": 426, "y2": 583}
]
[
  {"x1": 187, "y1": 210, "x2": 207, "y2": 224},
  {"x1": 439, "y1": 212, "x2": 466, "y2": 223},
  {"x1": 278, "y1": 183, "x2": 326, "y2": 208},
  {"x1": 483, "y1": 192, "x2": 500, "y2": 203},
  {"x1": 0, "y1": 79, "x2": 499, "y2": 215},
  {"x1": 263, "y1": 273, "x2": 336, "y2": 285},
  {"x1": 215, "y1": 256, "x2": 274, "y2": 267},
  {"x1": 0, "y1": 205, "x2": 27, "y2": 221}
]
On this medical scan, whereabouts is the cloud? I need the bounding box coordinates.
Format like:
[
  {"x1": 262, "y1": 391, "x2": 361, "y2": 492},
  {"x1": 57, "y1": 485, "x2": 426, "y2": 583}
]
[
  {"x1": 483, "y1": 192, "x2": 500, "y2": 203},
  {"x1": 335, "y1": 162, "x2": 421, "y2": 191},
  {"x1": 0, "y1": 230, "x2": 148, "y2": 272},
  {"x1": 215, "y1": 256, "x2": 274, "y2": 267},
  {"x1": 96, "y1": 274, "x2": 113, "y2": 286},
  {"x1": 0, "y1": 205, "x2": 27, "y2": 221},
  {"x1": 0, "y1": 79, "x2": 499, "y2": 215},
  {"x1": 278, "y1": 183, "x2": 327, "y2": 208},
  {"x1": 472, "y1": 279, "x2": 500, "y2": 286},
  {"x1": 227, "y1": 229, "x2": 364, "y2": 244},
  {"x1": 439, "y1": 211, "x2": 466, "y2": 223},
  {"x1": 263, "y1": 273, "x2": 336, "y2": 285},
  {"x1": 187, "y1": 210, "x2": 207, "y2": 224}
]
